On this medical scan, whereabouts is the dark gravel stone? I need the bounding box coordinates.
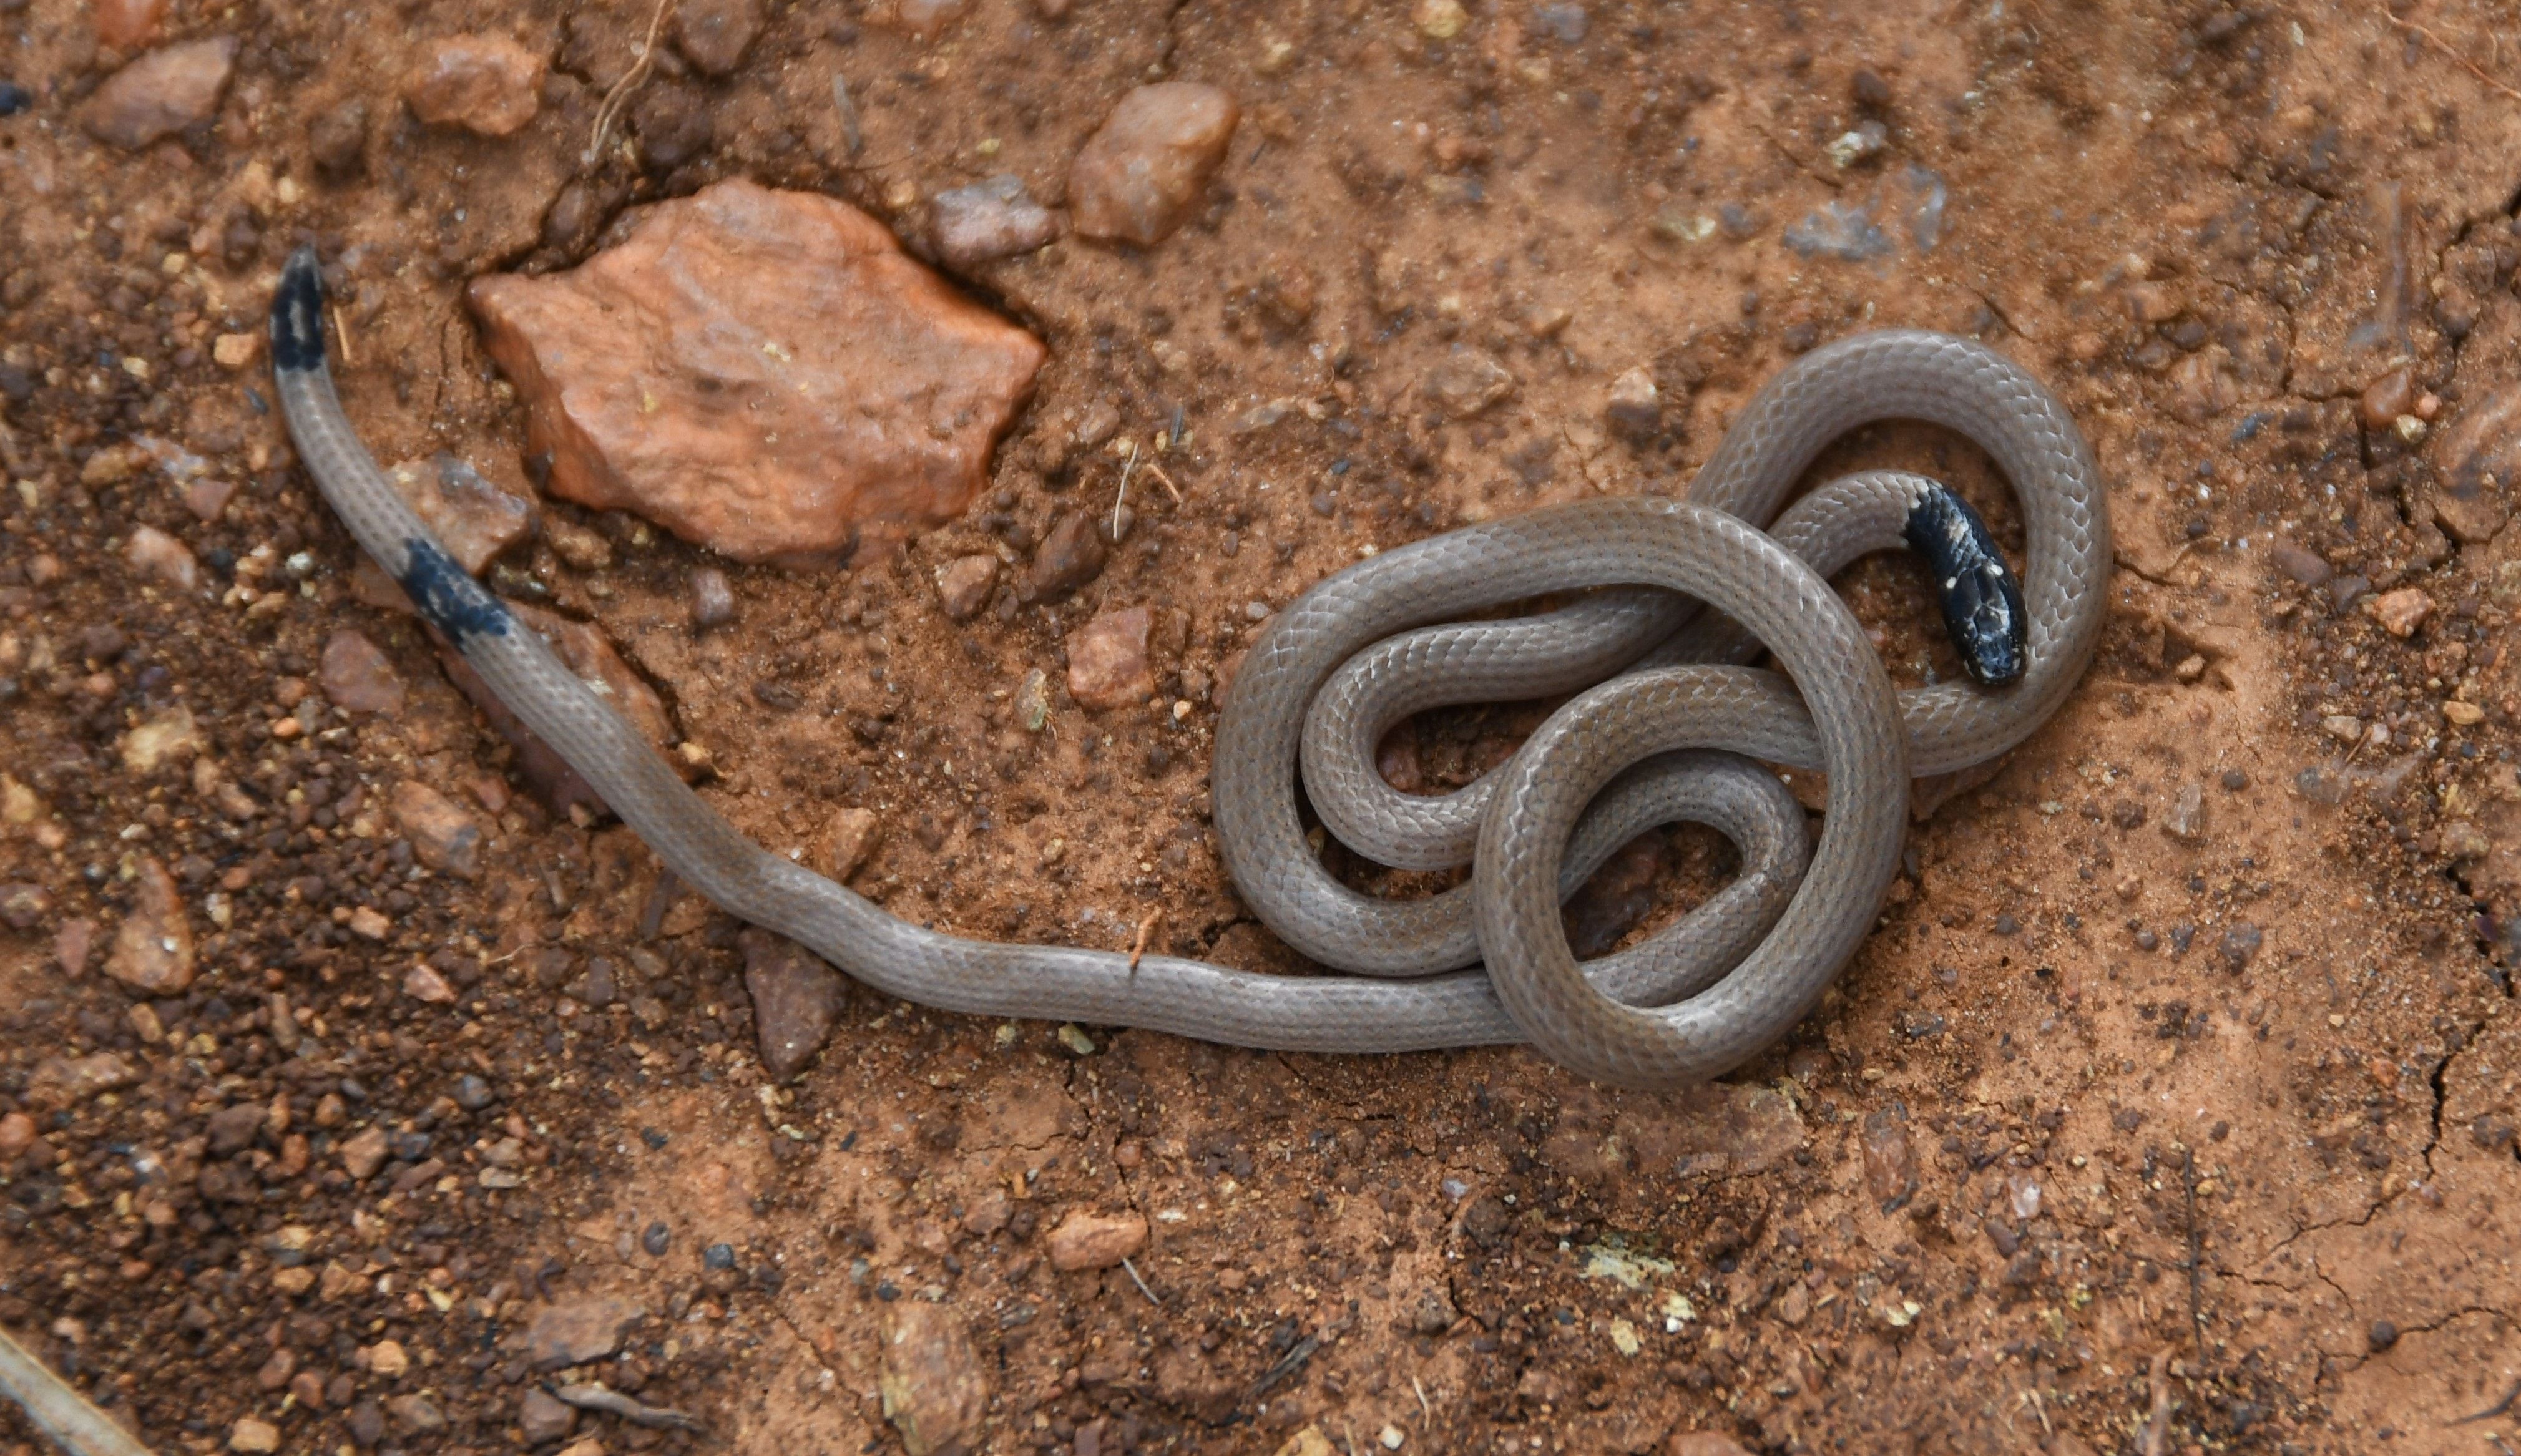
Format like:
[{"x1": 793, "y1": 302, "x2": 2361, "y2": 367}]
[
  {"x1": 630, "y1": 83, "x2": 712, "y2": 170},
  {"x1": 1530, "y1": 3, "x2": 1588, "y2": 42},
  {"x1": 0, "y1": 82, "x2": 27, "y2": 117},
  {"x1": 517, "y1": 1386, "x2": 576, "y2": 1444},
  {"x1": 544, "y1": 182, "x2": 596, "y2": 249},
  {"x1": 1027, "y1": 511, "x2": 1109, "y2": 603},
  {"x1": 349, "y1": 1399, "x2": 386, "y2": 1448},
  {"x1": 205, "y1": 1101, "x2": 265, "y2": 1155},
  {"x1": 308, "y1": 99, "x2": 367, "y2": 179},
  {"x1": 453, "y1": 1073, "x2": 495, "y2": 1111},
  {"x1": 742, "y1": 930, "x2": 845, "y2": 1079},
  {"x1": 571, "y1": 957, "x2": 618, "y2": 1008}
]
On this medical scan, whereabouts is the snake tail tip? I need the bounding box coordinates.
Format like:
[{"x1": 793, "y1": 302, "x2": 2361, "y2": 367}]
[{"x1": 270, "y1": 248, "x2": 328, "y2": 374}]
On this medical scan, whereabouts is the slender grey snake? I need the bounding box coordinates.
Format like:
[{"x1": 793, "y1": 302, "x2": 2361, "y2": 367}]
[{"x1": 270, "y1": 248, "x2": 2106, "y2": 1090}]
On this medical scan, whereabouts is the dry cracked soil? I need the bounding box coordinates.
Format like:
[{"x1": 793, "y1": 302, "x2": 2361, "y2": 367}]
[{"x1": 3, "y1": 1, "x2": 2521, "y2": 1454}]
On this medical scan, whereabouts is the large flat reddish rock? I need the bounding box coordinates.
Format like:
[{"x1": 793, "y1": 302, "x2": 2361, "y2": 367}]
[{"x1": 469, "y1": 180, "x2": 1045, "y2": 564}]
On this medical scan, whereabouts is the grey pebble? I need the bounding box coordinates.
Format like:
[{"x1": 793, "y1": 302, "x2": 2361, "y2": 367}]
[
  {"x1": 932, "y1": 174, "x2": 1058, "y2": 271},
  {"x1": 1530, "y1": 3, "x2": 1588, "y2": 42},
  {"x1": 2162, "y1": 782, "x2": 2205, "y2": 841},
  {"x1": 691, "y1": 567, "x2": 736, "y2": 630}
]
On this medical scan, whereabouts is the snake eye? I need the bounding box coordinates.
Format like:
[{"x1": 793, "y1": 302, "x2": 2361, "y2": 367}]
[{"x1": 1900, "y1": 482, "x2": 2029, "y2": 687}]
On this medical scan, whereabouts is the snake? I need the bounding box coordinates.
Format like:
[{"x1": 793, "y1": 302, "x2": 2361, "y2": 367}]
[{"x1": 269, "y1": 247, "x2": 2106, "y2": 1090}]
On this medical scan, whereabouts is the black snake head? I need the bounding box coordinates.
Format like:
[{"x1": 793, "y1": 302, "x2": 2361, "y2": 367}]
[
  {"x1": 271, "y1": 246, "x2": 328, "y2": 374},
  {"x1": 1903, "y1": 481, "x2": 2028, "y2": 688}
]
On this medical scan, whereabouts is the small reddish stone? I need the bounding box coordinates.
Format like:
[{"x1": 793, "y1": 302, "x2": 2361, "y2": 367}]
[
  {"x1": 673, "y1": 0, "x2": 764, "y2": 75},
  {"x1": 891, "y1": 0, "x2": 969, "y2": 38},
  {"x1": 93, "y1": 0, "x2": 170, "y2": 50},
  {"x1": 406, "y1": 34, "x2": 547, "y2": 137},
  {"x1": 2359, "y1": 365, "x2": 2415, "y2": 431},
  {"x1": 824, "y1": 806, "x2": 881, "y2": 881},
  {"x1": 881, "y1": 1303, "x2": 986, "y2": 1456},
  {"x1": 81, "y1": 37, "x2": 237, "y2": 149},
  {"x1": 934, "y1": 554, "x2": 1000, "y2": 620},
  {"x1": 1067, "y1": 607, "x2": 1154, "y2": 711},
  {"x1": 52, "y1": 919, "x2": 97, "y2": 979},
  {"x1": 1069, "y1": 84, "x2": 1240, "y2": 247},
  {"x1": 320, "y1": 629, "x2": 406, "y2": 715},
  {"x1": 389, "y1": 781, "x2": 484, "y2": 880},
  {"x1": 741, "y1": 931, "x2": 846, "y2": 1079},
  {"x1": 2366, "y1": 586, "x2": 2432, "y2": 638},
  {"x1": 125, "y1": 524, "x2": 199, "y2": 590},
  {"x1": 104, "y1": 856, "x2": 194, "y2": 995},
  {"x1": 1045, "y1": 1210, "x2": 1147, "y2": 1271}
]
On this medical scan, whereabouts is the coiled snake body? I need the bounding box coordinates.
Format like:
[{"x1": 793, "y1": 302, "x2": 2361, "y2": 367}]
[{"x1": 271, "y1": 250, "x2": 2106, "y2": 1090}]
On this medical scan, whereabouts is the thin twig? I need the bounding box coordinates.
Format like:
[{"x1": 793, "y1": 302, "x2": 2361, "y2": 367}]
[
  {"x1": 2181, "y1": 1147, "x2": 2207, "y2": 1358},
  {"x1": 1246, "y1": 1334, "x2": 1321, "y2": 1400},
  {"x1": 585, "y1": 0, "x2": 678, "y2": 166},
  {"x1": 2382, "y1": 3, "x2": 2521, "y2": 101},
  {"x1": 1110, "y1": 437, "x2": 1140, "y2": 540},
  {"x1": 330, "y1": 305, "x2": 356, "y2": 369},
  {"x1": 549, "y1": 1383, "x2": 705, "y2": 1432},
  {"x1": 831, "y1": 73, "x2": 865, "y2": 158},
  {"x1": 1143, "y1": 462, "x2": 1184, "y2": 504},
  {"x1": 2138, "y1": 1351, "x2": 2172, "y2": 1456},
  {"x1": 0, "y1": 1325, "x2": 154, "y2": 1456},
  {"x1": 1127, "y1": 911, "x2": 1160, "y2": 970},
  {"x1": 2458, "y1": 1374, "x2": 2521, "y2": 1424},
  {"x1": 1119, "y1": 1256, "x2": 1162, "y2": 1307},
  {"x1": 1412, "y1": 1375, "x2": 1431, "y2": 1420},
  {"x1": 638, "y1": 867, "x2": 682, "y2": 940}
]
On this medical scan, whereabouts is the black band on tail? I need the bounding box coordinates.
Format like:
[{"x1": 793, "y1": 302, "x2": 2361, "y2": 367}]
[
  {"x1": 398, "y1": 538, "x2": 512, "y2": 644},
  {"x1": 1901, "y1": 482, "x2": 2027, "y2": 688},
  {"x1": 270, "y1": 247, "x2": 328, "y2": 374}
]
